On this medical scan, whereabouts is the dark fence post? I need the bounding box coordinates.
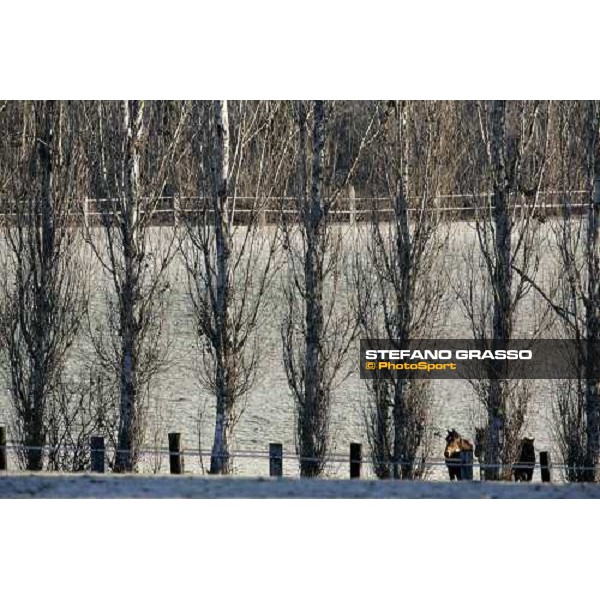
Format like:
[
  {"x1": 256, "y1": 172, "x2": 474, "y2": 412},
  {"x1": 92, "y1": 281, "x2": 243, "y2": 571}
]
[
  {"x1": 350, "y1": 443, "x2": 362, "y2": 479},
  {"x1": 269, "y1": 443, "x2": 283, "y2": 477},
  {"x1": 90, "y1": 436, "x2": 105, "y2": 473},
  {"x1": 0, "y1": 426, "x2": 6, "y2": 471},
  {"x1": 540, "y1": 451, "x2": 551, "y2": 483},
  {"x1": 168, "y1": 433, "x2": 183, "y2": 474},
  {"x1": 460, "y1": 450, "x2": 473, "y2": 481}
]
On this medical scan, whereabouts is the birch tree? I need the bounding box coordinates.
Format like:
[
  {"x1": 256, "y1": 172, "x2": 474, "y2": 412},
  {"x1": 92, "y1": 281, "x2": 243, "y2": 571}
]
[
  {"x1": 0, "y1": 101, "x2": 87, "y2": 470},
  {"x1": 522, "y1": 101, "x2": 600, "y2": 481},
  {"x1": 455, "y1": 100, "x2": 550, "y2": 480},
  {"x1": 354, "y1": 101, "x2": 449, "y2": 479},
  {"x1": 209, "y1": 99, "x2": 233, "y2": 474},
  {"x1": 181, "y1": 101, "x2": 294, "y2": 474},
  {"x1": 84, "y1": 100, "x2": 187, "y2": 472},
  {"x1": 282, "y1": 101, "x2": 376, "y2": 477},
  {"x1": 562, "y1": 101, "x2": 600, "y2": 482}
]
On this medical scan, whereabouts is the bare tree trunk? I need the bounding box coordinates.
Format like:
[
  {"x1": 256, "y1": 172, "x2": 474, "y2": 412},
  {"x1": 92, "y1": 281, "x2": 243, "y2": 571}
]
[
  {"x1": 85, "y1": 101, "x2": 187, "y2": 473},
  {"x1": 356, "y1": 101, "x2": 444, "y2": 480},
  {"x1": 525, "y1": 102, "x2": 600, "y2": 481},
  {"x1": 27, "y1": 102, "x2": 57, "y2": 470},
  {"x1": 284, "y1": 102, "x2": 389, "y2": 477},
  {"x1": 183, "y1": 101, "x2": 290, "y2": 476},
  {"x1": 0, "y1": 101, "x2": 86, "y2": 471},
  {"x1": 487, "y1": 100, "x2": 511, "y2": 480},
  {"x1": 391, "y1": 105, "x2": 412, "y2": 479},
  {"x1": 298, "y1": 100, "x2": 327, "y2": 477},
  {"x1": 114, "y1": 100, "x2": 144, "y2": 472},
  {"x1": 454, "y1": 101, "x2": 549, "y2": 481},
  {"x1": 30, "y1": 102, "x2": 56, "y2": 469},
  {"x1": 585, "y1": 100, "x2": 600, "y2": 481},
  {"x1": 210, "y1": 100, "x2": 234, "y2": 475}
]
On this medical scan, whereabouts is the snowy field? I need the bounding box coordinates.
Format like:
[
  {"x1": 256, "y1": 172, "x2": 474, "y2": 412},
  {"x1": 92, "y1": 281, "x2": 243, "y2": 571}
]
[
  {"x1": 0, "y1": 222, "x2": 576, "y2": 478},
  {"x1": 1, "y1": 474, "x2": 599, "y2": 498}
]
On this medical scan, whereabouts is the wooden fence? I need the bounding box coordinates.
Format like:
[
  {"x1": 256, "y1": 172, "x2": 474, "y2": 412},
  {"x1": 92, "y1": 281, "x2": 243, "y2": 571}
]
[
  {"x1": 0, "y1": 425, "x2": 559, "y2": 482},
  {"x1": 0, "y1": 190, "x2": 592, "y2": 228}
]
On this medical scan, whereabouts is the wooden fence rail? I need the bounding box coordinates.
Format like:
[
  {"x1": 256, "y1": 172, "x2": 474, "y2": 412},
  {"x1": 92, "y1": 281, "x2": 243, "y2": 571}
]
[
  {"x1": 0, "y1": 429, "x2": 567, "y2": 482},
  {"x1": 1, "y1": 190, "x2": 593, "y2": 228}
]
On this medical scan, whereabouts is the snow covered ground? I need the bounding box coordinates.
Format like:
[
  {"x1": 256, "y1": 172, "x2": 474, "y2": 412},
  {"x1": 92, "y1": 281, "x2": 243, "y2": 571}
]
[
  {"x1": 0, "y1": 224, "x2": 578, "y2": 480},
  {"x1": 1, "y1": 474, "x2": 599, "y2": 498}
]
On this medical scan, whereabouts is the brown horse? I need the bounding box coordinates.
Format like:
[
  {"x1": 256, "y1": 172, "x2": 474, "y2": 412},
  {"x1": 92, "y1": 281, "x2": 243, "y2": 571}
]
[{"x1": 444, "y1": 429, "x2": 474, "y2": 481}]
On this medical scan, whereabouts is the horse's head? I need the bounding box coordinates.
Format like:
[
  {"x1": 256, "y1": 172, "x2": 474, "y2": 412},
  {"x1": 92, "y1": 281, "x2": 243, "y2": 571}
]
[
  {"x1": 521, "y1": 437, "x2": 535, "y2": 450},
  {"x1": 444, "y1": 429, "x2": 462, "y2": 458},
  {"x1": 445, "y1": 429, "x2": 459, "y2": 444}
]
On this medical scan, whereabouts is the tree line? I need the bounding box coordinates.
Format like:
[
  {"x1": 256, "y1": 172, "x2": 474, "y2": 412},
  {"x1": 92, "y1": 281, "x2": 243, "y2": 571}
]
[{"x1": 0, "y1": 100, "x2": 599, "y2": 481}]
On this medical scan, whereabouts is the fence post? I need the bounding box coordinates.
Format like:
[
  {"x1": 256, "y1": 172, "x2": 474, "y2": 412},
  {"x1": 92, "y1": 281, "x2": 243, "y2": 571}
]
[
  {"x1": 90, "y1": 436, "x2": 105, "y2": 473},
  {"x1": 259, "y1": 205, "x2": 267, "y2": 228},
  {"x1": 460, "y1": 450, "x2": 473, "y2": 481},
  {"x1": 0, "y1": 426, "x2": 6, "y2": 471},
  {"x1": 478, "y1": 459, "x2": 485, "y2": 482},
  {"x1": 348, "y1": 184, "x2": 356, "y2": 226},
  {"x1": 173, "y1": 195, "x2": 181, "y2": 227},
  {"x1": 540, "y1": 451, "x2": 551, "y2": 483},
  {"x1": 168, "y1": 433, "x2": 184, "y2": 474},
  {"x1": 269, "y1": 443, "x2": 283, "y2": 477},
  {"x1": 350, "y1": 443, "x2": 362, "y2": 479}
]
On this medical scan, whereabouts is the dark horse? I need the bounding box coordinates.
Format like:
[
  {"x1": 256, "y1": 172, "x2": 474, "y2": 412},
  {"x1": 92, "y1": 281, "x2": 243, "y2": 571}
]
[
  {"x1": 513, "y1": 437, "x2": 535, "y2": 482},
  {"x1": 444, "y1": 429, "x2": 474, "y2": 481}
]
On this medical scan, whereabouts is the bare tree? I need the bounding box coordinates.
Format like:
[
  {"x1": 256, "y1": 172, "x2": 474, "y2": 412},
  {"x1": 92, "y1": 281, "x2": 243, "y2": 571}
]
[
  {"x1": 180, "y1": 101, "x2": 294, "y2": 474},
  {"x1": 525, "y1": 101, "x2": 600, "y2": 481},
  {"x1": 454, "y1": 100, "x2": 550, "y2": 479},
  {"x1": 0, "y1": 101, "x2": 87, "y2": 470},
  {"x1": 45, "y1": 373, "x2": 116, "y2": 471},
  {"x1": 353, "y1": 101, "x2": 449, "y2": 479},
  {"x1": 281, "y1": 101, "x2": 376, "y2": 477},
  {"x1": 83, "y1": 100, "x2": 188, "y2": 472}
]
